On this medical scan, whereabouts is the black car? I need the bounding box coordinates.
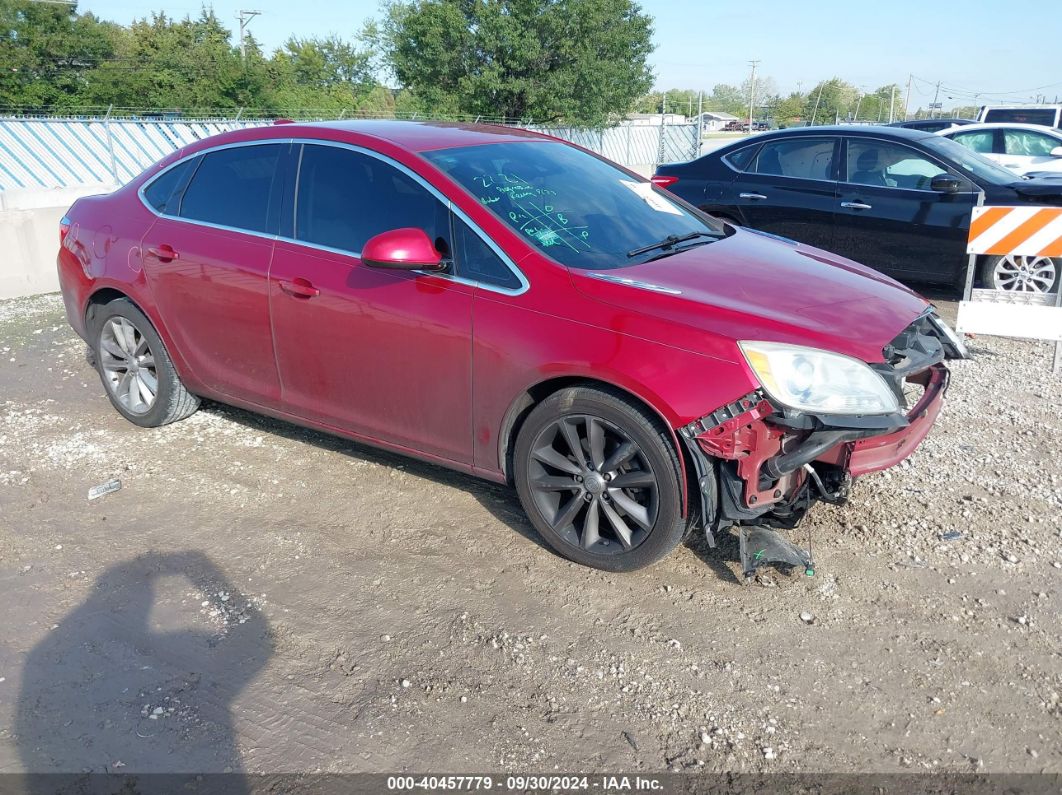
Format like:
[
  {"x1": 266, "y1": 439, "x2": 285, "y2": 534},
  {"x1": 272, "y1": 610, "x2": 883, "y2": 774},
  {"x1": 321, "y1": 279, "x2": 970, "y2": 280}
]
[
  {"x1": 887, "y1": 118, "x2": 976, "y2": 133},
  {"x1": 654, "y1": 125, "x2": 1062, "y2": 292}
]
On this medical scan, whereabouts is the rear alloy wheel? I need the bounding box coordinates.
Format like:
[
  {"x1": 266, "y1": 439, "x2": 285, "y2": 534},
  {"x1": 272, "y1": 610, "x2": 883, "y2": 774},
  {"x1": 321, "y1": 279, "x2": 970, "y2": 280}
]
[
  {"x1": 92, "y1": 298, "x2": 200, "y2": 428},
  {"x1": 982, "y1": 254, "x2": 1059, "y2": 293},
  {"x1": 514, "y1": 387, "x2": 689, "y2": 571},
  {"x1": 99, "y1": 317, "x2": 158, "y2": 416}
]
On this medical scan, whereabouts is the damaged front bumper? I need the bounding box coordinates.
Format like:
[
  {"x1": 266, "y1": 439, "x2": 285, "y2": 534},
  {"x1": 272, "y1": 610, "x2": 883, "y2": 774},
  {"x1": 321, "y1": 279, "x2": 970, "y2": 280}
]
[{"x1": 679, "y1": 311, "x2": 952, "y2": 546}]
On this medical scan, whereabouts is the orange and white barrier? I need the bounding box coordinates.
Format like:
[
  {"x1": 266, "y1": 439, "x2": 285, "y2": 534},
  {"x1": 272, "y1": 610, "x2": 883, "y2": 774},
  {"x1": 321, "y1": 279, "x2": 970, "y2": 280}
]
[
  {"x1": 966, "y1": 206, "x2": 1062, "y2": 258},
  {"x1": 957, "y1": 206, "x2": 1062, "y2": 372}
]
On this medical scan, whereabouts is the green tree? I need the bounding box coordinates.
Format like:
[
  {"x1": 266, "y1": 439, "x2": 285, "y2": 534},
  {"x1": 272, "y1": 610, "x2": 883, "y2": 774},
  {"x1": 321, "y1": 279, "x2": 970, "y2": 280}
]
[
  {"x1": 375, "y1": 0, "x2": 655, "y2": 124},
  {"x1": 267, "y1": 35, "x2": 377, "y2": 114},
  {"x1": 707, "y1": 83, "x2": 745, "y2": 115},
  {"x1": 772, "y1": 91, "x2": 808, "y2": 126},
  {"x1": 77, "y1": 11, "x2": 251, "y2": 111},
  {"x1": 851, "y1": 84, "x2": 905, "y2": 123},
  {"x1": 0, "y1": 0, "x2": 116, "y2": 109},
  {"x1": 803, "y1": 78, "x2": 860, "y2": 125}
]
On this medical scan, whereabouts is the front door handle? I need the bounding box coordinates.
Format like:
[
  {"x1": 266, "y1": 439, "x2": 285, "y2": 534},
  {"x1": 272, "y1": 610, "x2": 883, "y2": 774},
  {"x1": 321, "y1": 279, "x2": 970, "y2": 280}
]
[
  {"x1": 279, "y1": 277, "x2": 320, "y2": 299},
  {"x1": 739, "y1": 192, "x2": 768, "y2": 200},
  {"x1": 840, "y1": 201, "x2": 873, "y2": 210},
  {"x1": 146, "y1": 245, "x2": 179, "y2": 262}
]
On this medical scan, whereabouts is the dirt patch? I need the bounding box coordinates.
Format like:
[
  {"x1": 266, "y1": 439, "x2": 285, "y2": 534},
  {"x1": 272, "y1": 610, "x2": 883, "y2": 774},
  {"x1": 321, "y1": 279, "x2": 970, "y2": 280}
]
[{"x1": 0, "y1": 294, "x2": 1058, "y2": 776}]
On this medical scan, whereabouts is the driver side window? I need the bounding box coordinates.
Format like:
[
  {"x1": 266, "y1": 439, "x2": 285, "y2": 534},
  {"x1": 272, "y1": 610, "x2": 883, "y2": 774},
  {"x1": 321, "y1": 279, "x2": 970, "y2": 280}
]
[
  {"x1": 295, "y1": 144, "x2": 449, "y2": 255},
  {"x1": 952, "y1": 131, "x2": 995, "y2": 154},
  {"x1": 452, "y1": 216, "x2": 522, "y2": 291},
  {"x1": 845, "y1": 140, "x2": 947, "y2": 190}
]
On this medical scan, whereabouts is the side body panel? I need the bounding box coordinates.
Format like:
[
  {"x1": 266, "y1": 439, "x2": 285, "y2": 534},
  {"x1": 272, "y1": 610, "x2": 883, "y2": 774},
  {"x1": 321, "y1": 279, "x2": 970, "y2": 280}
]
[
  {"x1": 269, "y1": 240, "x2": 475, "y2": 465},
  {"x1": 140, "y1": 219, "x2": 281, "y2": 405},
  {"x1": 468, "y1": 262, "x2": 758, "y2": 479}
]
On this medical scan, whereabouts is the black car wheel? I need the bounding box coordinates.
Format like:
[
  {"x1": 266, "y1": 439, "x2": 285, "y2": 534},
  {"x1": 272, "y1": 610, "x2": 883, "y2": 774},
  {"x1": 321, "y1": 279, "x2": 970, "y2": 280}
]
[
  {"x1": 514, "y1": 386, "x2": 690, "y2": 571},
  {"x1": 92, "y1": 299, "x2": 200, "y2": 428}
]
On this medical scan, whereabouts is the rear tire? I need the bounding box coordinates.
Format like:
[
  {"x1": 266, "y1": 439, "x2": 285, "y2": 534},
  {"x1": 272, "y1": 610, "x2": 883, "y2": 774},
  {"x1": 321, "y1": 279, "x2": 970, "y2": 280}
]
[
  {"x1": 514, "y1": 386, "x2": 689, "y2": 572},
  {"x1": 91, "y1": 299, "x2": 200, "y2": 428}
]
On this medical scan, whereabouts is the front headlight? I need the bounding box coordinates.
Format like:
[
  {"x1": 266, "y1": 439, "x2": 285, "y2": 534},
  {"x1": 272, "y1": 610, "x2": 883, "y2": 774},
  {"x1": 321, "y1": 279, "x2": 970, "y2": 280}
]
[{"x1": 739, "y1": 341, "x2": 900, "y2": 415}]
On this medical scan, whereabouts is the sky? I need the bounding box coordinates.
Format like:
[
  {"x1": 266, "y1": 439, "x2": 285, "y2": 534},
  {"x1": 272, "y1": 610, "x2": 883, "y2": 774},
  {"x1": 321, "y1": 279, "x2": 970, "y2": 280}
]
[{"x1": 76, "y1": 0, "x2": 1062, "y2": 109}]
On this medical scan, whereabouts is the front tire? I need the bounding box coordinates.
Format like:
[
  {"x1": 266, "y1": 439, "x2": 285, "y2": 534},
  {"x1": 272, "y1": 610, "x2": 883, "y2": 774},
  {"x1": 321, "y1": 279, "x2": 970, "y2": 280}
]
[
  {"x1": 513, "y1": 386, "x2": 689, "y2": 572},
  {"x1": 92, "y1": 299, "x2": 200, "y2": 428},
  {"x1": 980, "y1": 254, "x2": 1060, "y2": 293}
]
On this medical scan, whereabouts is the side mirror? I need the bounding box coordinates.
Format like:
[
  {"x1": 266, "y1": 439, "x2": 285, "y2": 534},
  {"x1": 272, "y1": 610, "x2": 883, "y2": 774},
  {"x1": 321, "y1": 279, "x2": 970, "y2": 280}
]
[
  {"x1": 362, "y1": 228, "x2": 444, "y2": 271},
  {"x1": 930, "y1": 174, "x2": 962, "y2": 193},
  {"x1": 1050, "y1": 146, "x2": 1062, "y2": 158}
]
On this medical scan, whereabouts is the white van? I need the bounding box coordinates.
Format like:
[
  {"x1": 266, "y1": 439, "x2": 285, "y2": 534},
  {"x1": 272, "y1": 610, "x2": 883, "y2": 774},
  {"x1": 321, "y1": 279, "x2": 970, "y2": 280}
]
[{"x1": 978, "y1": 105, "x2": 1062, "y2": 127}]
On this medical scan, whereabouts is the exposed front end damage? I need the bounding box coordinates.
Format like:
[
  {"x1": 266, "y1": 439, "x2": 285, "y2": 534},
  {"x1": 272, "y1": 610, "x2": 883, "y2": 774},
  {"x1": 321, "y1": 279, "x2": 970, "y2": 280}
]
[{"x1": 680, "y1": 311, "x2": 953, "y2": 572}]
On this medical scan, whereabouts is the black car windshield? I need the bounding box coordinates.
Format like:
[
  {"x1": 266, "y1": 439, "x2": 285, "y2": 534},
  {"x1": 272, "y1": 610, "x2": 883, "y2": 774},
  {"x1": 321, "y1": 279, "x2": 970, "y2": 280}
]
[
  {"x1": 423, "y1": 141, "x2": 722, "y2": 269},
  {"x1": 921, "y1": 135, "x2": 1022, "y2": 185}
]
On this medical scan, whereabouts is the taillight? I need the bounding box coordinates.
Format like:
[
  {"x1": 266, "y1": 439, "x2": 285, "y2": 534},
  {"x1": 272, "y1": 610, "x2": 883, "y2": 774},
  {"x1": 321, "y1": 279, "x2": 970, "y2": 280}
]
[
  {"x1": 60, "y1": 214, "x2": 71, "y2": 243},
  {"x1": 651, "y1": 175, "x2": 679, "y2": 189}
]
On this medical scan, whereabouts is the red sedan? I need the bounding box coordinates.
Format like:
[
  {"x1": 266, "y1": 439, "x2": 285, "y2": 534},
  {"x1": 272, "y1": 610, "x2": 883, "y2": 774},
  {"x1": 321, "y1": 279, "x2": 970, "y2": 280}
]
[{"x1": 57, "y1": 121, "x2": 960, "y2": 572}]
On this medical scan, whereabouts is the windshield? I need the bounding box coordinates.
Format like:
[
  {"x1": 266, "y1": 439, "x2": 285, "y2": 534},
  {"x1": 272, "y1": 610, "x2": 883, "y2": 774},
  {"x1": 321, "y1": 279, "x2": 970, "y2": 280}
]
[
  {"x1": 921, "y1": 135, "x2": 1022, "y2": 185},
  {"x1": 423, "y1": 141, "x2": 722, "y2": 269}
]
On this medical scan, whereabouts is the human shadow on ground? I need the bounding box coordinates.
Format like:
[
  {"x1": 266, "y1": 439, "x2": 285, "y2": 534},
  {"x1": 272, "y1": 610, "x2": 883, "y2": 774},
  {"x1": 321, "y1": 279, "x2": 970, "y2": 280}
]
[{"x1": 15, "y1": 550, "x2": 273, "y2": 794}]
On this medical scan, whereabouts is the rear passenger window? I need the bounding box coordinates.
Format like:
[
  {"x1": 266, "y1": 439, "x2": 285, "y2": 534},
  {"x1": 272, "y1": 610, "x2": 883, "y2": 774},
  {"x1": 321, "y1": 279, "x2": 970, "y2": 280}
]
[
  {"x1": 722, "y1": 145, "x2": 758, "y2": 171},
  {"x1": 751, "y1": 138, "x2": 834, "y2": 180},
  {"x1": 179, "y1": 144, "x2": 281, "y2": 234},
  {"x1": 452, "y1": 216, "x2": 521, "y2": 290},
  {"x1": 295, "y1": 144, "x2": 448, "y2": 254},
  {"x1": 142, "y1": 158, "x2": 196, "y2": 214},
  {"x1": 1003, "y1": 130, "x2": 1058, "y2": 157}
]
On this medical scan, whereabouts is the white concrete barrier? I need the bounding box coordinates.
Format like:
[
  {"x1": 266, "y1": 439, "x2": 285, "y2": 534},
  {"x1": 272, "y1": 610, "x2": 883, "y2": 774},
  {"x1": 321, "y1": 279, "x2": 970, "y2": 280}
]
[
  {"x1": 1, "y1": 206, "x2": 67, "y2": 300},
  {"x1": 1, "y1": 184, "x2": 113, "y2": 300}
]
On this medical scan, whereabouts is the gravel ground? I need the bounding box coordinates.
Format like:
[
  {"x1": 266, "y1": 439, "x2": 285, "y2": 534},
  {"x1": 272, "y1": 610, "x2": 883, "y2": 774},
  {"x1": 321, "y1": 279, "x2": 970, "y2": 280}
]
[{"x1": 0, "y1": 293, "x2": 1059, "y2": 779}]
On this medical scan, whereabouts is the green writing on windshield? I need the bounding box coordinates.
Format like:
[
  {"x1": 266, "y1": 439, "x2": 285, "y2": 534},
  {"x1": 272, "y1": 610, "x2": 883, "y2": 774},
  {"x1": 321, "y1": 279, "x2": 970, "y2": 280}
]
[{"x1": 475, "y1": 171, "x2": 592, "y2": 254}]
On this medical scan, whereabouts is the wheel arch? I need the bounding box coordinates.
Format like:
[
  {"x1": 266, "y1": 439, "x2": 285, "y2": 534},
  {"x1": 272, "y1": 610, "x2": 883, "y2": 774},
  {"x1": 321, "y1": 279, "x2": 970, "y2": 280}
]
[
  {"x1": 84, "y1": 286, "x2": 137, "y2": 336},
  {"x1": 83, "y1": 285, "x2": 198, "y2": 391},
  {"x1": 498, "y1": 375, "x2": 692, "y2": 518}
]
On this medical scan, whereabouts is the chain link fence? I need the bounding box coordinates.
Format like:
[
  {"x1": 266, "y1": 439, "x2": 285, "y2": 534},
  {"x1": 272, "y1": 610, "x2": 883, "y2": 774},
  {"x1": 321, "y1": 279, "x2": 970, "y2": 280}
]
[
  {"x1": 529, "y1": 123, "x2": 700, "y2": 170},
  {"x1": 0, "y1": 114, "x2": 700, "y2": 193}
]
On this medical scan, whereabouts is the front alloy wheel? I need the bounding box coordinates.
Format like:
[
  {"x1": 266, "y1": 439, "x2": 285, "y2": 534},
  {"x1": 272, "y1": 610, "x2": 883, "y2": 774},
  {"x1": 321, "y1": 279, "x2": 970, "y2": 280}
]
[
  {"x1": 984, "y1": 254, "x2": 1059, "y2": 293},
  {"x1": 514, "y1": 386, "x2": 690, "y2": 572},
  {"x1": 526, "y1": 414, "x2": 659, "y2": 555}
]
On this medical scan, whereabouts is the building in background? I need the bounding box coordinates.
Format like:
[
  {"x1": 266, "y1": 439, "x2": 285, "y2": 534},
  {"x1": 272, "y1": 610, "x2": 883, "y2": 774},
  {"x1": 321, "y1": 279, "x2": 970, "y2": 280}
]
[
  {"x1": 695, "y1": 111, "x2": 740, "y2": 132},
  {"x1": 624, "y1": 113, "x2": 688, "y2": 126}
]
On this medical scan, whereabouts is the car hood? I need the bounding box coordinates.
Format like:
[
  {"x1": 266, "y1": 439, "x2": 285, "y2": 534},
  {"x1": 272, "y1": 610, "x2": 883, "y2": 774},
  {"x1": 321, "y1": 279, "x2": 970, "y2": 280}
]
[
  {"x1": 1011, "y1": 178, "x2": 1062, "y2": 198},
  {"x1": 570, "y1": 228, "x2": 930, "y2": 363}
]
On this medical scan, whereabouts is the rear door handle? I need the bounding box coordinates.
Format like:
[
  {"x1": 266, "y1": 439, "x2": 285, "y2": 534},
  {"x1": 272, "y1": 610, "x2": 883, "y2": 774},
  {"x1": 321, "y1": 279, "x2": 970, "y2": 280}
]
[
  {"x1": 279, "y1": 277, "x2": 320, "y2": 299},
  {"x1": 146, "y1": 245, "x2": 179, "y2": 262},
  {"x1": 739, "y1": 192, "x2": 767, "y2": 200},
  {"x1": 840, "y1": 201, "x2": 873, "y2": 210}
]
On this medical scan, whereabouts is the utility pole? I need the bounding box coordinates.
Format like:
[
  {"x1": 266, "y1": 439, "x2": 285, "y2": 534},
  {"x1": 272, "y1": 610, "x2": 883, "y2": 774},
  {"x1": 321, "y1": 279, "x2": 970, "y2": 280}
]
[
  {"x1": 888, "y1": 84, "x2": 896, "y2": 123},
  {"x1": 931, "y1": 80, "x2": 941, "y2": 118},
  {"x1": 697, "y1": 89, "x2": 703, "y2": 132},
  {"x1": 747, "y1": 59, "x2": 760, "y2": 132},
  {"x1": 237, "y1": 10, "x2": 261, "y2": 61},
  {"x1": 810, "y1": 81, "x2": 825, "y2": 126},
  {"x1": 904, "y1": 74, "x2": 912, "y2": 120}
]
